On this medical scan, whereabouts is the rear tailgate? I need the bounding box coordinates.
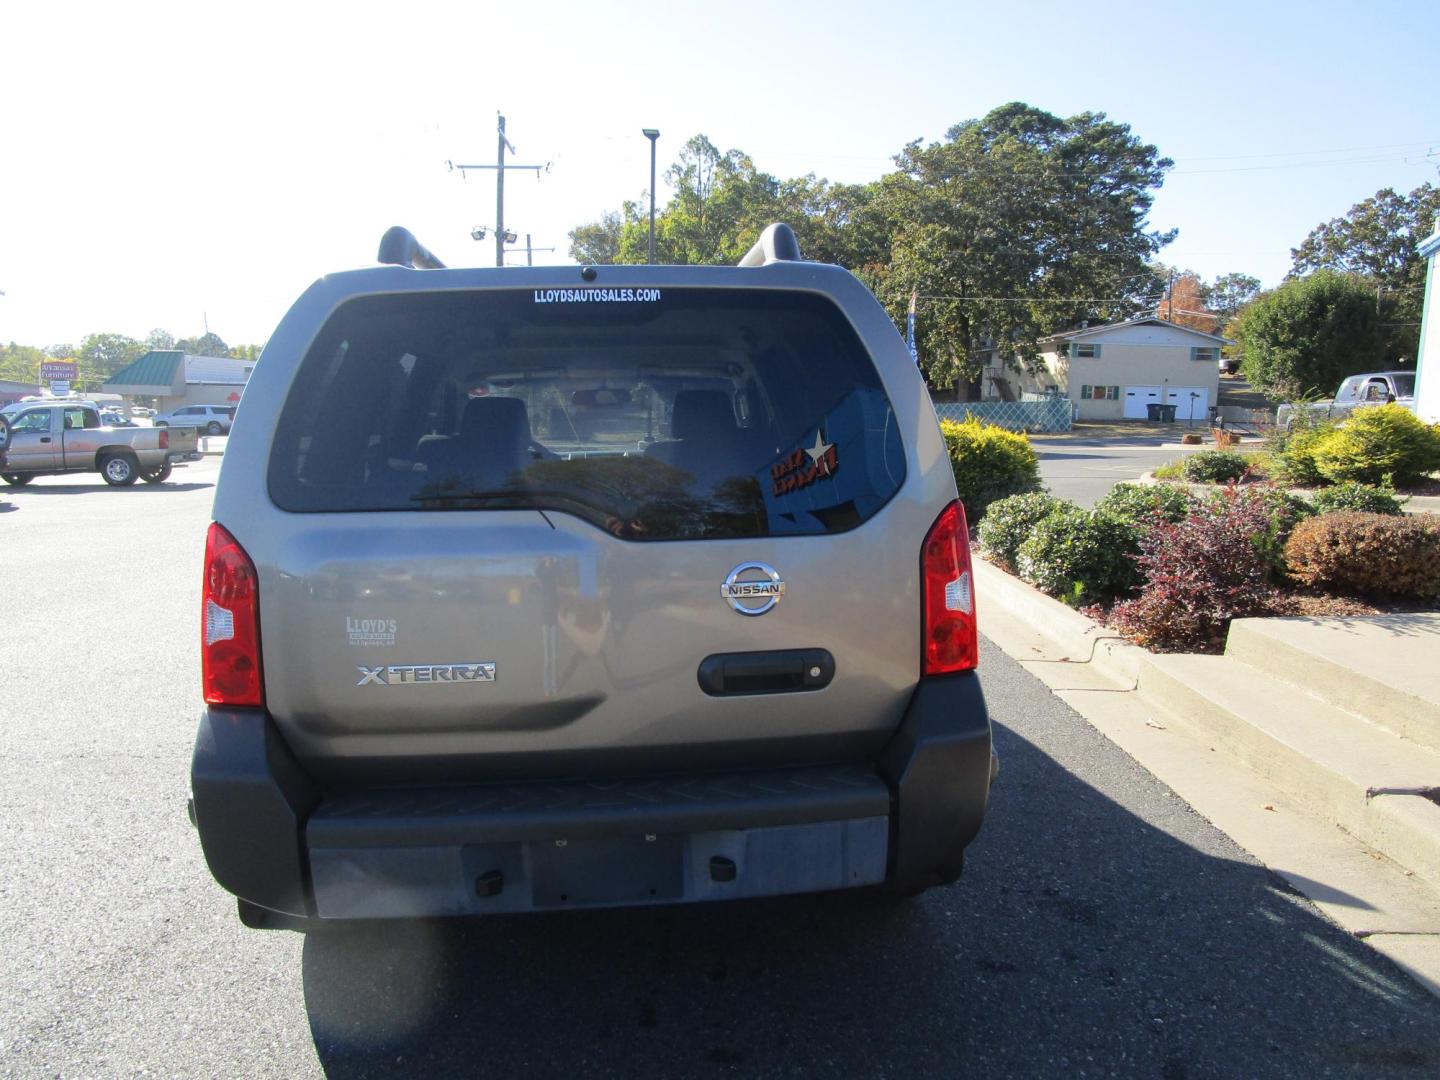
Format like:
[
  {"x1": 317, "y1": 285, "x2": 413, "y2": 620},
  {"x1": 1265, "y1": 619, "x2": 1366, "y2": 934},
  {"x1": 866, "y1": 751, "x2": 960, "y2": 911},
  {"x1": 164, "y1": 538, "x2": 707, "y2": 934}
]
[{"x1": 218, "y1": 268, "x2": 956, "y2": 785}]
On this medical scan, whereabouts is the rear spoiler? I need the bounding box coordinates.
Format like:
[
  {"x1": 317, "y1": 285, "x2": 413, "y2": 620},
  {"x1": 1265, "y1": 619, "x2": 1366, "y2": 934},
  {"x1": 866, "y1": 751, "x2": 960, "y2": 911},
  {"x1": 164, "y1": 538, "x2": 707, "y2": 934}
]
[
  {"x1": 737, "y1": 223, "x2": 802, "y2": 267},
  {"x1": 377, "y1": 226, "x2": 447, "y2": 270}
]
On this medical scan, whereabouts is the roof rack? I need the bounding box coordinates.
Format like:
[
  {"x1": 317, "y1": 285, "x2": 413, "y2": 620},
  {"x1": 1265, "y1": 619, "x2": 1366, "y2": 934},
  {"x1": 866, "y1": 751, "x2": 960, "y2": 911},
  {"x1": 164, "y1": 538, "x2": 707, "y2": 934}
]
[
  {"x1": 377, "y1": 226, "x2": 447, "y2": 270},
  {"x1": 737, "y1": 223, "x2": 802, "y2": 267}
]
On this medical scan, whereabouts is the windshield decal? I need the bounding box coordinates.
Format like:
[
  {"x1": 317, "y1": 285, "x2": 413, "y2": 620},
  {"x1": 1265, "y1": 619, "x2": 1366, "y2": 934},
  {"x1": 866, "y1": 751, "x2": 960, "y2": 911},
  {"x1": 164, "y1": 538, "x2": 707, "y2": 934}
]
[{"x1": 771, "y1": 430, "x2": 838, "y2": 497}]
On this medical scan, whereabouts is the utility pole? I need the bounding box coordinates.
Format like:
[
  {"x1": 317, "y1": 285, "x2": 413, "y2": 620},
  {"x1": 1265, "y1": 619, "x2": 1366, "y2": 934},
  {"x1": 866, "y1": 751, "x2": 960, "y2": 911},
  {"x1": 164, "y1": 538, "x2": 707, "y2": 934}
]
[
  {"x1": 449, "y1": 114, "x2": 549, "y2": 268},
  {"x1": 520, "y1": 234, "x2": 556, "y2": 267},
  {"x1": 1166, "y1": 271, "x2": 1175, "y2": 322}
]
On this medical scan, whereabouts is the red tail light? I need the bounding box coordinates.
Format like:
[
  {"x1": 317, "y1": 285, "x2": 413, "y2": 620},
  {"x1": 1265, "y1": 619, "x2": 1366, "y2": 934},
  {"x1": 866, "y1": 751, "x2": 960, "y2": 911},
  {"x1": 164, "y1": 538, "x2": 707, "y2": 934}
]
[
  {"x1": 157, "y1": 428, "x2": 169, "y2": 450},
  {"x1": 202, "y1": 522, "x2": 264, "y2": 707},
  {"x1": 921, "y1": 500, "x2": 978, "y2": 675}
]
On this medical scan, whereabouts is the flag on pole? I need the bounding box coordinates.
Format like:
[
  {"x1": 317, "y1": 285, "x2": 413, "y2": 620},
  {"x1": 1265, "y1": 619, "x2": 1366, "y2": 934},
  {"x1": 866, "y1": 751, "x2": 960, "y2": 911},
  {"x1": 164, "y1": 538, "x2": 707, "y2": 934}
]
[{"x1": 906, "y1": 290, "x2": 919, "y2": 366}]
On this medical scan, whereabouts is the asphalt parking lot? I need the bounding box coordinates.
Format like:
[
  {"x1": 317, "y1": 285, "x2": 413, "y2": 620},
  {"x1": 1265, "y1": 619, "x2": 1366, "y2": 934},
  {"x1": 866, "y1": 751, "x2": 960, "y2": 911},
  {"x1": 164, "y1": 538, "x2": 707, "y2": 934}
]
[{"x1": 4, "y1": 459, "x2": 1440, "y2": 1078}]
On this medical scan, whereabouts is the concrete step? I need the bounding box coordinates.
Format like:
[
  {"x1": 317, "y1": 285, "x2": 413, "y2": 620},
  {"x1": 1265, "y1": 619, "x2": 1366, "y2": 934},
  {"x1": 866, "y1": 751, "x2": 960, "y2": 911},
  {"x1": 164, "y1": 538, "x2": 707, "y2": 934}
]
[
  {"x1": 1225, "y1": 615, "x2": 1440, "y2": 753},
  {"x1": 1138, "y1": 652, "x2": 1440, "y2": 888}
]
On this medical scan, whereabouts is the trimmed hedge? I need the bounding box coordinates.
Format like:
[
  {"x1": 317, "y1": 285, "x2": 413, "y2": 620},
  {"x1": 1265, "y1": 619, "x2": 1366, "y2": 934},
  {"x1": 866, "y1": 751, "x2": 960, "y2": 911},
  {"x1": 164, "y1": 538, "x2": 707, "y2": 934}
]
[
  {"x1": 1182, "y1": 449, "x2": 1251, "y2": 484},
  {"x1": 1310, "y1": 481, "x2": 1406, "y2": 516},
  {"x1": 1284, "y1": 512, "x2": 1440, "y2": 599},
  {"x1": 1015, "y1": 508, "x2": 1141, "y2": 606},
  {"x1": 1094, "y1": 482, "x2": 1194, "y2": 531},
  {"x1": 1309, "y1": 404, "x2": 1440, "y2": 487},
  {"x1": 976, "y1": 492, "x2": 1076, "y2": 569},
  {"x1": 940, "y1": 418, "x2": 1041, "y2": 522}
]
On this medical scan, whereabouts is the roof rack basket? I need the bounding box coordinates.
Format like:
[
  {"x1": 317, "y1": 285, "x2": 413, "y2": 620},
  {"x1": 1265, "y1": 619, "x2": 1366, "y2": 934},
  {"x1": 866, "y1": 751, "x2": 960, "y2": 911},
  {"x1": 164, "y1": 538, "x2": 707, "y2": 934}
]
[
  {"x1": 737, "y1": 223, "x2": 802, "y2": 267},
  {"x1": 377, "y1": 226, "x2": 447, "y2": 270}
]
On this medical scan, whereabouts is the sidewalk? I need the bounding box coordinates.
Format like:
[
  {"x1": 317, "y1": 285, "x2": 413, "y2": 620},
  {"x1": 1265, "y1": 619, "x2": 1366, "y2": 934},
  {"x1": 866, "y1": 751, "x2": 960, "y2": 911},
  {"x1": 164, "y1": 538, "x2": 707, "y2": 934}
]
[{"x1": 976, "y1": 556, "x2": 1440, "y2": 998}]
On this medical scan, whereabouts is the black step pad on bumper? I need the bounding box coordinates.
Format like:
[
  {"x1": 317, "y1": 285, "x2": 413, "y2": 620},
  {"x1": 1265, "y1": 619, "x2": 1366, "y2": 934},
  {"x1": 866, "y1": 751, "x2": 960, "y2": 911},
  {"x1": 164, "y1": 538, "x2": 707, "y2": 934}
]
[{"x1": 308, "y1": 766, "x2": 889, "y2": 848}]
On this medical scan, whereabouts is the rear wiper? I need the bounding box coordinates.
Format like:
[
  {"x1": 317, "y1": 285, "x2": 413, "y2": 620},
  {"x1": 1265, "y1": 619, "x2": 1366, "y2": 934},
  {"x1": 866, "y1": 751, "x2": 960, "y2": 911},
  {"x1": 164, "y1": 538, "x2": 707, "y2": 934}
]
[{"x1": 410, "y1": 488, "x2": 528, "y2": 504}]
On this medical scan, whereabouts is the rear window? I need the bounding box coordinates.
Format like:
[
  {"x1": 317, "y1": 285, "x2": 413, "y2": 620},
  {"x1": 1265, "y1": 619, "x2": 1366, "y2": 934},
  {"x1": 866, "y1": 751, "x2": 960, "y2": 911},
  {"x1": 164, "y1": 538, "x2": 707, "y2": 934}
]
[{"x1": 268, "y1": 288, "x2": 906, "y2": 540}]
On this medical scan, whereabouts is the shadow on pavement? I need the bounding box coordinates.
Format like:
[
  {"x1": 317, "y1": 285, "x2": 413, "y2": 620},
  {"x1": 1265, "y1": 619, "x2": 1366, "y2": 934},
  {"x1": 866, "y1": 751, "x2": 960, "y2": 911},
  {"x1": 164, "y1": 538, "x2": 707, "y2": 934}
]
[
  {"x1": 0, "y1": 482, "x2": 212, "y2": 495},
  {"x1": 300, "y1": 720, "x2": 1440, "y2": 1078}
]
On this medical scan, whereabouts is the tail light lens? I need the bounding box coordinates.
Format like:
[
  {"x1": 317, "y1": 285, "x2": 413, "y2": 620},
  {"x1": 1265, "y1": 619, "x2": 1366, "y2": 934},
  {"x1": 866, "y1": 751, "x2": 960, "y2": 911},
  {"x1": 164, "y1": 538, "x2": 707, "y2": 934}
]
[
  {"x1": 921, "y1": 500, "x2": 978, "y2": 675},
  {"x1": 202, "y1": 522, "x2": 264, "y2": 707},
  {"x1": 157, "y1": 428, "x2": 169, "y2": 450}
]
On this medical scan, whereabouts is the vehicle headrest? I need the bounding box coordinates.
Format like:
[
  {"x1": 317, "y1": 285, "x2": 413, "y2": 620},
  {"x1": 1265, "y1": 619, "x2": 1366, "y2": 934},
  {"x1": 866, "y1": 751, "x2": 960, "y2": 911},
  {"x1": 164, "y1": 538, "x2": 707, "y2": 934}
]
[
  {"x1": 460, "y1": 396, "x2": 531, "y2": 444},
  {"x1": 671, "y1": 390, "x2": 736, "y2": 442}
]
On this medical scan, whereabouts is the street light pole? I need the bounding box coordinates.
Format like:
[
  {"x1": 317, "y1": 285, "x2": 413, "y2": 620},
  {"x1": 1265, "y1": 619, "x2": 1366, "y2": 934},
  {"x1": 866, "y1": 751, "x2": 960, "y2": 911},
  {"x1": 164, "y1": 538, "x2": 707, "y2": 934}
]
[
  {"x1": 449, "y1": 114, "x2": 547, "y2": 268},
  {"x1": 642, "y1": 129, "x2": 660, "y2": 263}
]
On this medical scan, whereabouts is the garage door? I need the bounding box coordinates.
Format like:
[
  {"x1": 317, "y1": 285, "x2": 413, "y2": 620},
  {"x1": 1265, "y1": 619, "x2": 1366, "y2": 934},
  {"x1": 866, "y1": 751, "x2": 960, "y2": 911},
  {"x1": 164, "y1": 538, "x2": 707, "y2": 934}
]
[
  {"x1": 1123, "y1": 385, "x2": 1161, "y2": 419},
  {"x1": 1166, "y1": 387, "x2": 1209, "y2": 422}
]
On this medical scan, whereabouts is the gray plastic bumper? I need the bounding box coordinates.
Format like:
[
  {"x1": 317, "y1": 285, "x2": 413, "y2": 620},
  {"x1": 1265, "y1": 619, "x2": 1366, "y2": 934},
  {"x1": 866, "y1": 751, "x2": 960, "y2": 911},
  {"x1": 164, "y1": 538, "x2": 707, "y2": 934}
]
[{"x1": 190, "y1": 676, "x2": 992, "y2": 919}]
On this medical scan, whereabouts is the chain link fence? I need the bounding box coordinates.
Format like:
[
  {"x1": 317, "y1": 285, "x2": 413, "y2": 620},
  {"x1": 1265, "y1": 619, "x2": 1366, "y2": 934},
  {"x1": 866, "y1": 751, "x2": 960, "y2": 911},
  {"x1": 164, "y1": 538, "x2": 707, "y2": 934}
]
[{"x1": 933, "y1": 399, "x2": 1072, "y2": 433}]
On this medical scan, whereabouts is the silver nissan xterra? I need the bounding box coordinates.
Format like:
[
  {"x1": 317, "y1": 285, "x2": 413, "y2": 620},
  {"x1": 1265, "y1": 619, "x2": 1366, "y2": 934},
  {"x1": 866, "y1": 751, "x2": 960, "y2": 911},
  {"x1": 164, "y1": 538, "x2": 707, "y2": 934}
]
[{"x1": 191, "y1": 223, "x2": 993, "y2": 929}]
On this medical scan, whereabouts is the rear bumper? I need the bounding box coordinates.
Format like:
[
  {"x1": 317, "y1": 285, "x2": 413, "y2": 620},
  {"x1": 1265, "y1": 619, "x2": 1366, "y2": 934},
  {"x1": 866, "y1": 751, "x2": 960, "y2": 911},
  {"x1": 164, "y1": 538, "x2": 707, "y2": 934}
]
[
  {"x1": 190, "y1": 675, "x2": 992, "y2": 919},
  {"x1": 167, "y1": 450, "x2": 203, "y2": 464}
]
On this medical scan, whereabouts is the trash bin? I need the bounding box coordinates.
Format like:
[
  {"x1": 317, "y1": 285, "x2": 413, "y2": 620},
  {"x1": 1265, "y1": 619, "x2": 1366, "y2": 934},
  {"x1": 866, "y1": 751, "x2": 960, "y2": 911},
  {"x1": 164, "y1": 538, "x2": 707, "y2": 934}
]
[
  {"x1": 1159, "y1": 404, "x2": 1177, "y2": 422},
  {"x1": 1146, "y1": 403, "x2": 1162, "y2": 421}
]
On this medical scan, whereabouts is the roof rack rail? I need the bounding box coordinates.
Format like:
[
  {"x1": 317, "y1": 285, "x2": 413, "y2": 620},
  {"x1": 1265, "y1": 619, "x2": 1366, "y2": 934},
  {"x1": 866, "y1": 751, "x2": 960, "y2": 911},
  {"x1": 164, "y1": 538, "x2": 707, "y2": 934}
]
[
  {"x1": 377, "y1": 226, "x2": 447, "y2": 270},
  {"x1": 737, "y1": 223, "x2": 802, "y2": 267}
]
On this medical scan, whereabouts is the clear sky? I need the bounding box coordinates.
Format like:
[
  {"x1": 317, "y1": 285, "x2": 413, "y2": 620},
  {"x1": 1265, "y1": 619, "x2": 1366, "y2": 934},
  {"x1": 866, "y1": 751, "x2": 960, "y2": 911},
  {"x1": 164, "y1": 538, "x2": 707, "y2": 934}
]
[{"x1": 4, "y1": 0, "x2": 1438, "y2": 350}]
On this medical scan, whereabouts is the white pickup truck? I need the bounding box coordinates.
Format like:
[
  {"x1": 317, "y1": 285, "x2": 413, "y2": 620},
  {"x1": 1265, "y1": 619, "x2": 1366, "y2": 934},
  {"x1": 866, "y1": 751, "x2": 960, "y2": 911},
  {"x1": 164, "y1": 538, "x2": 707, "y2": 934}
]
[
  {"x1": 1276, "y1": 371, "x2": 1416, "y2": 430},
  {"x1": 0, "y1": 402, "x2": 201, "y2": 486}
]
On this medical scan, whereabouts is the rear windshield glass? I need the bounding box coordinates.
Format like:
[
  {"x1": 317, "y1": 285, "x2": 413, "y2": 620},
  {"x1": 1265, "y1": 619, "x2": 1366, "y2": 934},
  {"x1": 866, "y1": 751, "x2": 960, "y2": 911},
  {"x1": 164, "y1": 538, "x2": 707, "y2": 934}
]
[{"x1": 268, "y1": 288, "x2": 906, "y2": 540}]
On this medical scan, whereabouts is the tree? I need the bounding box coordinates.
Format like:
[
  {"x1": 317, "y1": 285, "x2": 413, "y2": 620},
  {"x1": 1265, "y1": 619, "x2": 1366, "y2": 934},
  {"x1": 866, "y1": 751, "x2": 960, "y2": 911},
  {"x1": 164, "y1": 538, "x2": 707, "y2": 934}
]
[
  {"x1": 173, "y1": 331, "x2": 231, "y2": 357},
  {"x1": 874, "y1": 103, "x2": 1175, "y2": 388},
  {"x1": 1230, "y1": 270, "x2": 1381, "y2": 397},
  {"x1": 1156, "y1": 272, "x2": 1222, "y2": 332},
  {"x1": 567, "y1": 210, "x2": 625, "y2": 265},
  {"x1": 1206, "y1": 272, "x2": 1261, "y2": 323},
  {"x1": 0, "y1": 343, "x2": 47, "y2": 384},
  {"x1": 1290, "y1": 184, "x2": 1440, "y2": 363},
  {"x1": 146, "y1": 328, "x2": 176, "y2": 350},
  {"x1": 76, "y1": 332, "x2": 146, "y2": 386}
]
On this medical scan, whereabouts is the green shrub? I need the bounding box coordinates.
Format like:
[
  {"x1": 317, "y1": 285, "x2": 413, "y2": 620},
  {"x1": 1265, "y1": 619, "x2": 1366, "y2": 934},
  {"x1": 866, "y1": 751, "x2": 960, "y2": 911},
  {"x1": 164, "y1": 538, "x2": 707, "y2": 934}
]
[
  {"x1": 1094, "y1": 483, "x2": 1194, "y2": 531},
  {"x1": 976, "y1": 492, "x2": 1075, "y2": 569},
  {"x1": 1310, "y1": 481, "x2": 1406, "y2": 516},
  {"x1": 1309, "y1": 404, "x2": 1440, "y2": 486},
  {"x1": 1108, "y1": 492, "x2": 1277, "y2": 652},
  {"x1": 1015, "y1": 508, "x2": 1142, "y2": 605},
  {"x1": 1284, "y1": 512, "x2": 1440, "y2": 599},
  {"x1": 1269, "y1": 415, "x2": 1337, "y2": 486},
  {"x1": 940, "y1": 418, "x2": 1042, "y2": 521},
  {"x1": 1182, "y1": 449, "x2": 1251, "y2": 484}
]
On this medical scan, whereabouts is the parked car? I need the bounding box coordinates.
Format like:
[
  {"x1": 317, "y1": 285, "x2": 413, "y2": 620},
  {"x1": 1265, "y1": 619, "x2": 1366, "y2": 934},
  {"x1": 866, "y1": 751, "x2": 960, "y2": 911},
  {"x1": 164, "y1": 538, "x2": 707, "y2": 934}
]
[
  {"x1": 190, "y1": 223, "x2": 995, "y2": 931},
  {"x1": 1276, "y1": 371, "x2": 1416, "y2": 430},
  {"x1": 152, "y1": 404, "x2": 235, "y2": 435},
  {"x1": 0, "y1": 402, "x2": 201, "y2": 485},
  {"x1": 1218, "y1": 356, "x2": 1240, "y2": 376},
  {"x1": 100, "y1": 409, "x2": 136, "y2": 427}
]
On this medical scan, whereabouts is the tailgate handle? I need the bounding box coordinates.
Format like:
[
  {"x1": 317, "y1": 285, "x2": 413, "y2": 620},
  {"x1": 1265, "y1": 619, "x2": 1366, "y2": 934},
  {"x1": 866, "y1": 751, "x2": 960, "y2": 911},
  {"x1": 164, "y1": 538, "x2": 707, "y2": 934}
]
[{"x1": 697, "y1": 649, "x2": 835, "y2": 696}]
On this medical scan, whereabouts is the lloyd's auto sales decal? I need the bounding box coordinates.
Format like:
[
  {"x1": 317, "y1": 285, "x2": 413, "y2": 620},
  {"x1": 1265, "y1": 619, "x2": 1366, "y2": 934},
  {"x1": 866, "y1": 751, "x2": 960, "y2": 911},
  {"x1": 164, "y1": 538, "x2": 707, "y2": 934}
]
[
  {"x1": 533, "y1": 287, "x2": 662, "y2": 304},
  {"x1": 771, "y1": 431, "x2": 838, "y2": 497}
]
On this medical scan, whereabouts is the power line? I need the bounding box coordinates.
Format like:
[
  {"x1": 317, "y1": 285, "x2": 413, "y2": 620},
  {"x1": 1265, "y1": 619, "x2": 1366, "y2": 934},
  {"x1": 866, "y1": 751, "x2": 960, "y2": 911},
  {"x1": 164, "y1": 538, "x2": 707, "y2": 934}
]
[{"x1": 919, "y1": 294, "x2": 1165, "y2": 303}]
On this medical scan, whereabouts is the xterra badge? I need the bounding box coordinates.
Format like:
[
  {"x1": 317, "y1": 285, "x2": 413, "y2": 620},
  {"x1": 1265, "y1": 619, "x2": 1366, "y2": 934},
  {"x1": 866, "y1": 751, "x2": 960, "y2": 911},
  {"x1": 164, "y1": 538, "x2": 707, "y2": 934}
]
[{"x1": 356, "y1": 663, "x2": 496, "y2": 686}]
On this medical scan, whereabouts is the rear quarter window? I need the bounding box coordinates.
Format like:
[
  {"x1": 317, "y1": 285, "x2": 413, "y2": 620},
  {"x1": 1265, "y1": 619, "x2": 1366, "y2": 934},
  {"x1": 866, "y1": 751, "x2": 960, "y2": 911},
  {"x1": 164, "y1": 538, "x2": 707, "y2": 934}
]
[{"x1": 268, "y1": 288, "x2": 907, "y2": 540}]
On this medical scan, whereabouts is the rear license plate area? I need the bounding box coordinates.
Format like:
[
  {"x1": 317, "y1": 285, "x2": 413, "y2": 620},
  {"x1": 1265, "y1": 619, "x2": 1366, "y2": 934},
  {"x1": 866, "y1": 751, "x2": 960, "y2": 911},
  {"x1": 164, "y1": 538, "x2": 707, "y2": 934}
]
[{"x1": 530, "y1": 834, "x2": 683, "y2": 908}]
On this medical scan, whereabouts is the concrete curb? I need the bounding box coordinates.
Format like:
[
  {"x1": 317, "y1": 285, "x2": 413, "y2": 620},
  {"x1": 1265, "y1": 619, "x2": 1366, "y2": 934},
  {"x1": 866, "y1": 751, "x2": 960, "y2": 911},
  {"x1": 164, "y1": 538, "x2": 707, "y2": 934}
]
[{"x1": 973, "y1": 557, "x2": 1144, "y2": 686}]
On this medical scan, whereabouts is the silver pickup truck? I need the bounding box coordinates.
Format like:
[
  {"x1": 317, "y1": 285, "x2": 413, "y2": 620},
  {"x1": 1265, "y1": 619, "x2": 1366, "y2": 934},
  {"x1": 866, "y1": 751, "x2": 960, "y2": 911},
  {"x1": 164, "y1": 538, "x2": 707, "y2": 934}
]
[
  {"x1": 1276, "y1": 371, "x2": 1416, "y2": 430},
  {"x1": 0, "y1": 402, "x2": 201, "y2": 486}
]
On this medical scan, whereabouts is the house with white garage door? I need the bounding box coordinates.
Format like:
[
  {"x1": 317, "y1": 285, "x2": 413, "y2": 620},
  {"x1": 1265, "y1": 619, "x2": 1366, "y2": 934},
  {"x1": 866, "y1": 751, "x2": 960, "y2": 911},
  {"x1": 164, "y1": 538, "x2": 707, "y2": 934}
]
[{"x1": 986, "y1": 317, "x2": 1228, "y2": 422}]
